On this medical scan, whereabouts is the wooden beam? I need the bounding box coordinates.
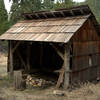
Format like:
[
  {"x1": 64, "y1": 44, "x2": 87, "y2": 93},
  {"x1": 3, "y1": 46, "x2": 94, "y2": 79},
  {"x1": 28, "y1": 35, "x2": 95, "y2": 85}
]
[
  {"x1": 35, "y1": 14, "x2": 41, "y2": 19},
  {"x1": 63, "y1": 44, "x2": 70, "y2": 89},
  {"x1": 7, "y1": 41, "x2": 10, "y2": 72},
  {"x1": 16, "y1": 50, "x2": 26, "y2": 70},
  {"x1": 56, "y1": 44, "x2": 70, "y2": 89},
  {"x1": 40, "y1": 43, "x2": 43, "y2": 68},
  {"x1": 60, "y1": 11, "x2": 65, "y2": 17},
  {"x1": 26, "y1": 44, "x2": 30, "y2": 71},
  {"x1": 29, "y1": 15, "x2": 33, "y2": 19},
  {"x1": 14, "y1": 70, "x2": 26, "y2": 90},
  {"x1": 12, "y1": 41, "x2": 21, "y2": 53},
  {"x1": 43, "y1": 13, "x2": 48, "y2": 18},
  {"x1": 56, "y1": 63, "x2": 64, "y2": 88},
  {"x1": 51, "y1": 44, "x2": 64, "y2": 60},
  {"x1": 70, "y1": 10, "x2": 74, "y2": 16},
  {"x1": 80, "y1": 9, "x2": 85, "y2": 15},
  {"x1": 9, "y1": 41, "x2": 13, "y2": 76},
  {"x1": 51, "y1": 12, "x2": 56, "y2": 17}
]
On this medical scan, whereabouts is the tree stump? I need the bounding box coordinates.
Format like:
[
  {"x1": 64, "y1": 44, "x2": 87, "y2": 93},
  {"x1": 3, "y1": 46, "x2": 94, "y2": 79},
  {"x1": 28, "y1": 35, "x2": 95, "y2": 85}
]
[{"x1": 14, "y1": 70, "x2": 26, "y2": 90}]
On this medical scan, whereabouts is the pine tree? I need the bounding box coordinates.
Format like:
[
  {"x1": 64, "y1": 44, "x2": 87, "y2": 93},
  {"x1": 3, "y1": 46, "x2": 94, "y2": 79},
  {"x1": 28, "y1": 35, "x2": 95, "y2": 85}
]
[
  {"x1": 53, "y1": 0, "x2": 73, "y2": 9},
  {"x1": 85, "y1": 0, "x2": 100, "y2": 23},
  {"x1": 0, "y1": 0, "x2": 7, "y2": 21},
  {"x1": 10, "y1": 0, "x2": 42, "y2": 24},
  {"x1": 42, "y1": 0, "x2": 54, "y2": 10},
  {"x1": 0, "y1": 0, "x2": 10, "y2": 34}
]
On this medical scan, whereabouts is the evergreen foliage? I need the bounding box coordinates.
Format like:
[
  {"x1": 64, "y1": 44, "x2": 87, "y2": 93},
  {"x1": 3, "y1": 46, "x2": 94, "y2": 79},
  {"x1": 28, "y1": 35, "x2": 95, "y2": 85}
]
[
  {"x1": 10, "y1": 0, "x2": 42, "y2": 24},
  {"x1": 42, "y1": 0, "x2": 54, "y2": 10},
  {"x1": 53, "y1": 0, "x2": 74, "y2": 9},
  {"x1": 85, "y1": 0, "x2": 100, "y2": 23},
  {"x1": 0, "y1": 0, "x2": 10, "y2": 35},
  {"x1": 9, "y1": 0, "x2": 74, "y2": 24}
]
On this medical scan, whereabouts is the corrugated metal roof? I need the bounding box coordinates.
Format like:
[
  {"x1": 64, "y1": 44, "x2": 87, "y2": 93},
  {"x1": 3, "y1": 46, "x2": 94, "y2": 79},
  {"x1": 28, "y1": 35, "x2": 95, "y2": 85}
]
[{"x1": 0, "y1": 15, "x2": 89, "y2": 43}]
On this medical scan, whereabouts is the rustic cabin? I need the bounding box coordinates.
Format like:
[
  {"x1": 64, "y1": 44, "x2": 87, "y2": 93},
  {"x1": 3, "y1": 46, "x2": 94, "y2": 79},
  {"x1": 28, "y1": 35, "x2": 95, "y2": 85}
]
[{"x1": 0, "y1": 5, "x2": 100, "y2": 89}]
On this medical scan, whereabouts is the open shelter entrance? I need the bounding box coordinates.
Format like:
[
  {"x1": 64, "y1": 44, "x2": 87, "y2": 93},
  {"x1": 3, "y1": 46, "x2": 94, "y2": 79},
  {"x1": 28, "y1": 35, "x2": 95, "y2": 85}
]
[{"x1": 8, "y1": 41, "x2": 68, "y2": 88}]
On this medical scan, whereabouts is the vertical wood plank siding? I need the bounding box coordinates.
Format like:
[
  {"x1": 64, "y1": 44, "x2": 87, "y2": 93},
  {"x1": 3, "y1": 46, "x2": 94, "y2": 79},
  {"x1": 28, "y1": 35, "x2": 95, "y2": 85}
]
[{"x1": 70, "y1": 19, "x2": 100, "y2": 84}]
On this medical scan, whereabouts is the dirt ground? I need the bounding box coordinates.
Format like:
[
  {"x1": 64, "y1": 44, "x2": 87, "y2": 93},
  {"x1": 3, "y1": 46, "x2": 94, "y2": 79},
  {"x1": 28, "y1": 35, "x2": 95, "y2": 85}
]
[{"x1": 0, "y1": 54, "x2": 100, "y2": 100}]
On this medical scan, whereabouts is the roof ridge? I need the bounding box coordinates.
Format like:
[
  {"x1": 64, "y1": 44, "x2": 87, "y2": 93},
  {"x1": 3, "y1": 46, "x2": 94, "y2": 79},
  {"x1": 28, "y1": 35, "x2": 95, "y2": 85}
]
[{"x1": 22, "y1": 5, "x2": 92, "y2": 20}]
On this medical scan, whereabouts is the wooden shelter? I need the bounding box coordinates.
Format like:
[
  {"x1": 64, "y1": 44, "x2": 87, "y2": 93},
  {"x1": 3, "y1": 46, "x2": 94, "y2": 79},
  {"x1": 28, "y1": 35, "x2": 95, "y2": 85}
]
[{"x1": 0, "y1": 5, "x2": 100, "y2": 89}]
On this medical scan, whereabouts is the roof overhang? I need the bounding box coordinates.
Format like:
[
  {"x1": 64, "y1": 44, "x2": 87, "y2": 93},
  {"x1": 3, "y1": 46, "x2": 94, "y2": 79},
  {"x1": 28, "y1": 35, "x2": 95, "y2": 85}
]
[{"x1": 0, "y1": 15, "x2": 90, "y2": 43}]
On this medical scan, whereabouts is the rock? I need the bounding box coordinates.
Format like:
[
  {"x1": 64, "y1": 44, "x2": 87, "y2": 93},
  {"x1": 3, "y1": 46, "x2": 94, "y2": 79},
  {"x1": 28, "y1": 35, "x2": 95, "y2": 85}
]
[{"x1": 53, "y1": 90, "x2": 65, "y2": 96}]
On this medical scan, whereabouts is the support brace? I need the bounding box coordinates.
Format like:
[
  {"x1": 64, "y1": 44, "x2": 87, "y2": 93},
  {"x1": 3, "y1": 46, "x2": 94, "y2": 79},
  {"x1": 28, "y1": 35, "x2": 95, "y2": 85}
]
[
  {"x1": 12, "y1": 41, "x2": 21, "y2": 53},
  {"x1": 56, "y1": 44, "x2": 70, "y2": 89},
  {"x1": 16, "y1": 50, "x2": 26, "y2": 70},
  {"x1": 51, "y1": 43, "x2": 64, "y2": 60}
]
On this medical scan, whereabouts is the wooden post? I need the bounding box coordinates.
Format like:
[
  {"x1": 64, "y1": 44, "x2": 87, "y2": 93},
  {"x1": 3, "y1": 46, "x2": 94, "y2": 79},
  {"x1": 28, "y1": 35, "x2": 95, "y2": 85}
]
[
  {"x1": 7, "y1": 41, "x2": 10, "y2": 72},
  {"x1": 56, "y1": 63, "x2": 64, "y2": 88},
  {"x1": 40, "y1": 43, "x2": 43, "y2": 68},
  {"x1": 63, "y1": 44, "x2": 70, "y2": 89},
  {"x1": 9, "y1": 41, "x2": 13, "y2": 76},
  {"x1": 56, "y1": 44, "x2": 70, "y2": 89},
  {"x1": 14, "y1": 71, "x2": 26, "y2": 90},
  {"x1": 51, "y1": 43, "x2": 64, "y2": 60},
  {"x1": 27, "y1": 44, "x2": 30, "y2": 72},
  {"x1": 16, "y1": 50, "x2": 26, "y2": 70},
  {"x1": 12, "y1": 41, "x2": 21, "y2": 53}
]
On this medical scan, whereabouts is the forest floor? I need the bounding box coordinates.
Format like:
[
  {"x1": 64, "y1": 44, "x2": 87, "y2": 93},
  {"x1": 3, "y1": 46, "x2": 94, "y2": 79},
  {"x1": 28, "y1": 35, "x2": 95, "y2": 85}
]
[{"x1": 0, "y1": 54, "x2": 100, "y2": 100}]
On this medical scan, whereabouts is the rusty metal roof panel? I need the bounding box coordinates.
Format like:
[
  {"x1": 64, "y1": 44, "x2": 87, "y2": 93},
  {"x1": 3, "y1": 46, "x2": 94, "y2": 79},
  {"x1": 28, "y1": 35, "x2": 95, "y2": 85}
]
[{"x1": 0, "y1": 15, "x2": 89, "y2": 43}]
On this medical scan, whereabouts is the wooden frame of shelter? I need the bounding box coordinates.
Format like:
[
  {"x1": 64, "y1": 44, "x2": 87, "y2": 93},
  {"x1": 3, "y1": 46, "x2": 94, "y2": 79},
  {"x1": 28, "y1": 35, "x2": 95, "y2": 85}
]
[{"x1": 0, "y1": 5, "x2": 100, "y2": 89}]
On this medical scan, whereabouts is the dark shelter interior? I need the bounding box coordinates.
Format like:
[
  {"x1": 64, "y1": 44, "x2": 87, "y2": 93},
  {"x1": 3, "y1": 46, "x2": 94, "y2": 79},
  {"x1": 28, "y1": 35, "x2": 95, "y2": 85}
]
[{"x1": 12, "y1": 41, "x2": 64, "y2": 82}]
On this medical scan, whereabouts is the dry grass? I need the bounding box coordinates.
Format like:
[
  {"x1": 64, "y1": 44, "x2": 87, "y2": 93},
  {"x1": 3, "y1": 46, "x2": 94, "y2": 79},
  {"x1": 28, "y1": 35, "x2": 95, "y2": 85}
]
[{"x1": 0, "y1": 54, "x2": 100, "y2": 100}]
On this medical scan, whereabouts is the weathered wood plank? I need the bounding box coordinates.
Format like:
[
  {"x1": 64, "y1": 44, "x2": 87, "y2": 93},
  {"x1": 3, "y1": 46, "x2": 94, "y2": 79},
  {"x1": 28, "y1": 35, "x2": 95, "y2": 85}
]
[
  {"x1": 56, "y1": 63, "x2": 64, "y2": 88},
  {"x1": 9, "y1": 41, "x2": 13, "y2": 76},
  {"x1": 12, "y1": 41, "x2": 21, "y2": 53},
  {"x1": 72, "y1": 54, "x2": 100, "y2": 71},
  {"x1": 51, "y1": 43, "x2": 64, "y2": 60},
  {"x1": 14, "y1": 71, "x2": 26, "y2": 90},
  {"x1": 63, "y1": 44, "x2": 70, "y2": 89},
  {"x1": 27, "y1": 44, "x2": 30, "y2": 71},
  {"x1": 73, "y1": 41, "x2": 100, "y2": 56},
  {"x1": 56, "y1": 44, "x2": 70, "y2": 89},
  {"x1": 16, "y1": 50, "x2": 26, "y2": 70},
  {"x1": 40, "y1": 43, "x2": 43, "y2": 68},
  {"x1": 71, "y1": 65, "x2": 99, "y2": 84},
  {"x1": 7, "y1": 41, "x2": 10, "y2": 72}
]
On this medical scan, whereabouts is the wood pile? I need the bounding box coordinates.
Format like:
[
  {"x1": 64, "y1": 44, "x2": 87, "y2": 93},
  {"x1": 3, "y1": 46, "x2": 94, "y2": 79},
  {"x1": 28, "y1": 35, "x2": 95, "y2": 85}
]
[{"x1": 26, "y1": 75, "x2": 56, "y2": 87}]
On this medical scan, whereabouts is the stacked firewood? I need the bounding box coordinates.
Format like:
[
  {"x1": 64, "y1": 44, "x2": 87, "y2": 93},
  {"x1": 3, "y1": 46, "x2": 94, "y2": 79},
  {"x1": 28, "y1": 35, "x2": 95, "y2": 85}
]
[{"x1": 26, "y1": 75, "x2": 56, "y2": 87}]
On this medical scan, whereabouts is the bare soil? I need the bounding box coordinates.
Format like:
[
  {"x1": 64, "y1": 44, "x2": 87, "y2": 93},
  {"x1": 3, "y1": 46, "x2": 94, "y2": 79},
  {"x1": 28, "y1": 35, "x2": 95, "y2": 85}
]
[{"x1": 0, "y1": 54, "x2": 100, "y2": 100}]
